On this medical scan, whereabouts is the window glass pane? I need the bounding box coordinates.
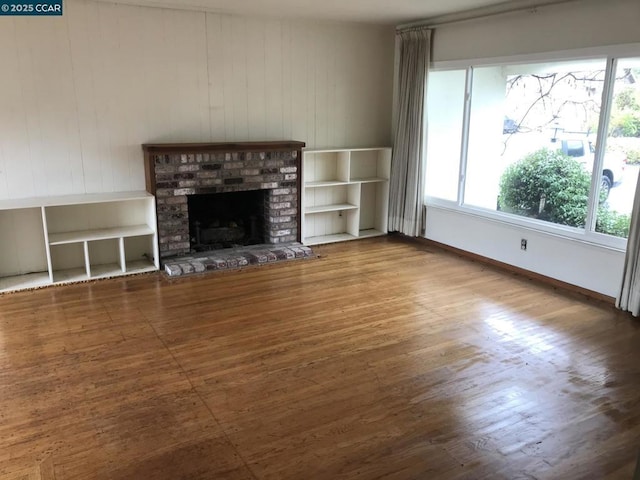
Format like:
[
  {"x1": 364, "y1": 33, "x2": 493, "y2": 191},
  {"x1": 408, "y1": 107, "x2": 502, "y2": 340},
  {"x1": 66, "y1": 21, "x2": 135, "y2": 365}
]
[
  {"x1": 464, "y1": 66, "x2": 506, "y2": 210},
  {"x1": 595, "y1": 58, "x2": 640, "y2": 239},
  {"x1": 464, "y1": 59, "x2": 607, "y2": 230},
  {"x1": 424, "y1": 70, "x2": 465, "y2": 201}
]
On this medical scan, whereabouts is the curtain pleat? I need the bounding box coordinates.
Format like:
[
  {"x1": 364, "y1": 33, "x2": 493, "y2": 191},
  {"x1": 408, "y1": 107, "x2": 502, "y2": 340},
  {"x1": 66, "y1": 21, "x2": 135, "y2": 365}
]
[
  {"x1": 617, "y1": 169, "x2": 640, "y2": 316},
  {"x1": 388, "y1": 28, "x2": 431, "y2": 236}
]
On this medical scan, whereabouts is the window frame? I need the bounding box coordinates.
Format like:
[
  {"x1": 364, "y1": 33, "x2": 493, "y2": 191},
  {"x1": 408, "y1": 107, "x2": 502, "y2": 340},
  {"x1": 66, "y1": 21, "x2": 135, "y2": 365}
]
[{"x1": 425, "y1": 43, "x2": 640, "y2": 252}]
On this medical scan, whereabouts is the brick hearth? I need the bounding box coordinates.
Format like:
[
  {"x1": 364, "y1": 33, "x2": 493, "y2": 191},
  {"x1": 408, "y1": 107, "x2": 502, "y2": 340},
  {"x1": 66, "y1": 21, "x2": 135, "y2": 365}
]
[
  {"x1": 143, "y1": 141, "x2": 305, "y2": 262},
  {"x1": 163, "y1": 242, "x2": 315, "y2": 277}
]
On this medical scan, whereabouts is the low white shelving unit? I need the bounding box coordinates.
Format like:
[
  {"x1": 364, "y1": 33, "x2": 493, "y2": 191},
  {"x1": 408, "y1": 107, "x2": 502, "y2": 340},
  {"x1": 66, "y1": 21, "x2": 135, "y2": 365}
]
[
  {"x1": 302, "y1": 147, "x2": 391, "y2": 246},
  {"x1": 0, "y1": 191, "x2": 159, "y2": 293}
]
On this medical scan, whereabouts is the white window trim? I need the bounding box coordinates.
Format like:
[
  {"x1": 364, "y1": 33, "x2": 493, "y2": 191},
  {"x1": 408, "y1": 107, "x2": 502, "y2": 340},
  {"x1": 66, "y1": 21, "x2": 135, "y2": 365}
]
[
  {"x1": 586, "y1": 57, "x2": 617, "y2": 232},
  {"x1": 425, "y1": 44, "x2": 640, "y2": 252}
]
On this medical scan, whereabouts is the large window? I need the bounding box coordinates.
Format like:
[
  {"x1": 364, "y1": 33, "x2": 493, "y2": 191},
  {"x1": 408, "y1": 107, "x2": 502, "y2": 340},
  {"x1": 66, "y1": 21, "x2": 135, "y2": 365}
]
[{"x1": 425, "y1": 55, "x2": 640, "y2": 245}]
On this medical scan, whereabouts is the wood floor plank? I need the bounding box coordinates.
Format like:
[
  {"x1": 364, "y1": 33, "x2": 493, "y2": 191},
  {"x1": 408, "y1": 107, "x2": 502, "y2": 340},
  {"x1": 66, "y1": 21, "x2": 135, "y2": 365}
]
[{"x1": 0, "y1": 236, "x2": 638, "y2": 479}]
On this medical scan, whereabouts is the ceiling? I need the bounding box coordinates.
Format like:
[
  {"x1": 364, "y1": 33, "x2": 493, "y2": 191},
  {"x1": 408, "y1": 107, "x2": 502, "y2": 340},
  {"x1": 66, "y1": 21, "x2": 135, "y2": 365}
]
[{"x1": 99, "y1": 0, "x2": 575, "y2": 25}]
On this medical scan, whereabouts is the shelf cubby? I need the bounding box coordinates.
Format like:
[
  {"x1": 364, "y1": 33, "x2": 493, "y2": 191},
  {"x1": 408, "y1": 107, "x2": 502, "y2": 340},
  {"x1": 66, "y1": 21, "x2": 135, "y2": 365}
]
[
  {"x1": 122, "y1": 235, "x2": 157, "y2": 273},
  {"x1": 302, "y1": 147, "x2": 391, "y2": 245},
  {"x1": 304, "y1": 183, "x2": 360, "y2": 214},
  {"x1": 359, "y1": 181, "x2": 389, "y2": 236},
  {"x1": 349, "y1": 149, "x2": 392, "y2": 183},
  {"x1": 303, "y1": 151, "x2": 350, "y2": 184},
  {"x1": 50, "y1": 242, "x2": 87, "y2": 282},
  {"x1": 0, "y1": 207, "x2": 49, "y2": 281},
  {"x1": 303, "y1": 209, "x2": 360, "y2": 246}
]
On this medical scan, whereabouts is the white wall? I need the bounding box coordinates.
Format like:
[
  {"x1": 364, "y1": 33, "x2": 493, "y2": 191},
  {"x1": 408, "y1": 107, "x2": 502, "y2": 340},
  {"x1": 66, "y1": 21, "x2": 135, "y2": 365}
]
[
  {"x1": 0, "y1": 0, "x2": 394, "y2": 200},
  {"x1": 425, "y1": 207, "x2": 625, "y2": 297},
  {"x1": 424, "y1": 0, "x2": 638, "y2": 297},
  {"x1": 432, "y1": 0, "x2": 640, "y2": 62}
]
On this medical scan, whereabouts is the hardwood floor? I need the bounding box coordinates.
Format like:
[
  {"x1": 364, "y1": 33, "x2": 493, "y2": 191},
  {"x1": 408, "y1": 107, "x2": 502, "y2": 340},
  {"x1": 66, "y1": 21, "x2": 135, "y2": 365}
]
[{"x1": 0, "y1": 236, "x2": 638, "y2": 479}]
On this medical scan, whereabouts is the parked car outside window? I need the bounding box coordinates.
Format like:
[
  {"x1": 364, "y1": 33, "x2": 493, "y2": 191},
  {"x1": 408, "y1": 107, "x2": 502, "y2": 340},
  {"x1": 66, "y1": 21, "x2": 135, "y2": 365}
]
[{"x1": 554, "y1": 137, "x2": 626, "y2": 199}]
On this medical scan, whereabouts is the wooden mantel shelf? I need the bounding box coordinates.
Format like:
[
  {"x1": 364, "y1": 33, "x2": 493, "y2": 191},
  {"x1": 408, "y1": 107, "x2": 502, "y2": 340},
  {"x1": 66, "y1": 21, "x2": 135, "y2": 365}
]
[{"x1": 142, "y1": 141, "x2": 306, "y2": 154}]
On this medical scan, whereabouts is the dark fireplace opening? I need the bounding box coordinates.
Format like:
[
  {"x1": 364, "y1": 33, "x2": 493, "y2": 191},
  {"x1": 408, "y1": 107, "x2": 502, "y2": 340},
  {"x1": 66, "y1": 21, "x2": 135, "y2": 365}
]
[{"x1": 187, "y1": 190, "x2": 266, "y2": 252}]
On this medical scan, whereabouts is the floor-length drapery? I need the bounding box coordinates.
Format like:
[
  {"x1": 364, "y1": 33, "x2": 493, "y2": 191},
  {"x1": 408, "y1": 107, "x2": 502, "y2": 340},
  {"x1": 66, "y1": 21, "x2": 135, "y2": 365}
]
[
  {"x1": 388, "y1": 28, "x2": 431, "y2": 237},
  {"x1": 617, "y1": 170, "x2": 640, "y2": 316}
]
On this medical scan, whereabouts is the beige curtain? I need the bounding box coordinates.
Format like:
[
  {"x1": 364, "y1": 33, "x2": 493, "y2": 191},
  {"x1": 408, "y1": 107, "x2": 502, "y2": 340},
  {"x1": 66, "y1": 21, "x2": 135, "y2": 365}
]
[
  {"x1": 617, "y1": 169, "x2": 640, "y2": 316},
  {"x1": 388, "y1": 28, "x2": 431, "y2": 236}
]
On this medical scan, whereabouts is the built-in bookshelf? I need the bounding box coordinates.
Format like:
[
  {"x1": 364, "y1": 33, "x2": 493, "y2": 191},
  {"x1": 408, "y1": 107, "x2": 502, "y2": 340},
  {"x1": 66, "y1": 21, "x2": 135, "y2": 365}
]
[
  {"x1": 302, "y1": 147, "x2": 391, "y2": 245},
  {"x1": 0, "y1": 191, "x2": 159, "y2": 293}
]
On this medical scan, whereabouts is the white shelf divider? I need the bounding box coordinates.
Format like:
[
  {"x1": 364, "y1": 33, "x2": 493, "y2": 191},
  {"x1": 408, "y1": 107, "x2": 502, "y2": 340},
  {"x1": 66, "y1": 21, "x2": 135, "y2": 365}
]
[
  {"x1": 83, "y1": 241, "x2": 91, "y2": 278},
  {"x1": 41, "y1": 206, "x2": 54, "y2": 283},
  {"x1": 349, "y1": 177, "x2": 387, "y2": 184},
  {"x1": 306, "y1": 203, "x2": 358, "y2": 214},
  {"x1": 306, "y1": 180, "x2": 351, "y2": 188},
  {"x1": 48, "y1": 224, "x2": 155, "y2": 245},
  {"x1": 304, "y1": 233, "x2": 359, "y2": 245},
  {"x1": 118, "y1": 237, "x2": 126, "y2": 273}
]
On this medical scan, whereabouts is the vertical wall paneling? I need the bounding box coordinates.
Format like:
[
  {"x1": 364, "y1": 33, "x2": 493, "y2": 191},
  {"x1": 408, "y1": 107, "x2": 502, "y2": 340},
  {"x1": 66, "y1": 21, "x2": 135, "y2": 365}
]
[
  {"x1": 245, "y1": 18, "x2": 267, "y2": 141},
  {"x1": 219, "y1": 15, "x2": 236, "y2": 141},
  {"x1": 305, "y1": 24, "x2": 318, "y2": 148},
  {"x1": 138, "y1": 6, "x2": 168, "y2": 145},
  {"x1": 325, "y1": 24, "x2": 339, "y2": 148},
  {"x1": 164, "y1": 8, "x2": 210, "y2": 143},
  {"x1": 95, "y1": 2, "x2": 120, "y2": 192},
  {"x1": 231, "y1": 16, "x2": 250, "y2": 141},
  {"x1": 280, "y1": 20, "x2": 293, "y2": 141},
  {"x1": 313, "y1": 24, "x2": 329, "y2": 148},
  {"x1": 206, "y1": 13, "x2": 226, "y2": 140},
  {"x1": 289, "y1": 22, "x2": 310, "y2": 146},
  {"x1": 66, "y1": 0, "x2": 103, "y2": 193},
  {"x1": 0, "y1": 0, "x2": 394, "y2": 201},
  {"x1": 113, "y1": 3, "x2": 144, "y2": 191},
  {"x1": 351, "y1": 30, "x2": 376, "y2": 145},
  {"x1": 332, "y1": 27, "x2": 349, "y2": 149},
  {"x1": 21, "y1": 16, "x2": 82, "y2": 196},
  {"x1": 11, "y1": 19, "x2": 51, "y2": 197},
  {"x1": 264, "y1": 19, "x2": 284, "y2": 140},
  {"x1": 0, "y1": 19, "x2": 29, "y2": 199}
]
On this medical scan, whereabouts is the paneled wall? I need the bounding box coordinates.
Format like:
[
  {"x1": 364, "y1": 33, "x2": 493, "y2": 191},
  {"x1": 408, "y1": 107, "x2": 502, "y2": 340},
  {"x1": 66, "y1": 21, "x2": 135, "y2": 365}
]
[{"x1": 0, "y1": 0, "x2": 394, "y2": 199}]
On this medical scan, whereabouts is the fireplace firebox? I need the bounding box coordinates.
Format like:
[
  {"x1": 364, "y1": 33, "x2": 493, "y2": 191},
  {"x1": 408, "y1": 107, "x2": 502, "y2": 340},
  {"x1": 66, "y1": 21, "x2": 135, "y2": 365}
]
[{"x1": 187, "y1": 190, "x2": 267, "y2": 251}]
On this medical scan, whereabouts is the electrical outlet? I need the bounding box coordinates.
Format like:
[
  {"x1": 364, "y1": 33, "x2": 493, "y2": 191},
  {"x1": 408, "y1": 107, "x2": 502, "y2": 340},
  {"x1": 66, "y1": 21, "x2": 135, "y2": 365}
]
[{"x1": 521, "y1": 238, "x2": 527, "y2": 251}]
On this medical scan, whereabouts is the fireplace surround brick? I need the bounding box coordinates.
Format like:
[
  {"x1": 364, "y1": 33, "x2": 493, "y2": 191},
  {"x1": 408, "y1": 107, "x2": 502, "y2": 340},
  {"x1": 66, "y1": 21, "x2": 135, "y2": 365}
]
[{"x1": 143, "y1": 141, "x2": 305, "y2": 262}]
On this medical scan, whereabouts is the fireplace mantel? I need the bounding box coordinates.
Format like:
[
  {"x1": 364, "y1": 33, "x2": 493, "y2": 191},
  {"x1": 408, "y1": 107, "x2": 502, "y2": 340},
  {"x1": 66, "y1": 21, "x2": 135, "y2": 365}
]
[
  {"x1": 143, "y1": 141, "x2": 306, "y2": 155},
  {"x1": 143, "y1": 141, "x2": 305, "y2": 261}
]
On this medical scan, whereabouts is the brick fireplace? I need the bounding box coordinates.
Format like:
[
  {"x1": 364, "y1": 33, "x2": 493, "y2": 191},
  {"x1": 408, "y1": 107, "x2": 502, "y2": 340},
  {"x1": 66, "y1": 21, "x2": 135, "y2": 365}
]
[{"x1": 143, "y1": 141, "x2": 305, "y2": 263}]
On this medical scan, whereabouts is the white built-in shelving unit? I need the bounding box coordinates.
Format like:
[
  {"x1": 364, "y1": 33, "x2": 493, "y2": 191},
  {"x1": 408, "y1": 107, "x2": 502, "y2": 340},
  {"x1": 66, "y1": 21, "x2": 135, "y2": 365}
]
[
  {"x1": 302, "y1": 147, "x2": 391, "y2": 246},
  {"x1": 0, "y1": 191, "x2": 159, "y2": 293}
]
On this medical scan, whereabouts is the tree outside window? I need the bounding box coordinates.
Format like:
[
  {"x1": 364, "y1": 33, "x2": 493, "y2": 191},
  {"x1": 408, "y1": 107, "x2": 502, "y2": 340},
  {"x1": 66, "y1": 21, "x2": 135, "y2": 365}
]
[{"x1": 424, "y1": 57, "x2": 640, "y2": 240}]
